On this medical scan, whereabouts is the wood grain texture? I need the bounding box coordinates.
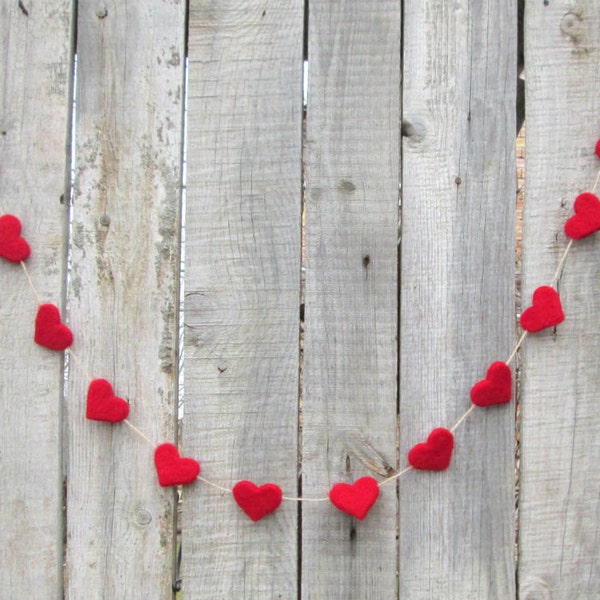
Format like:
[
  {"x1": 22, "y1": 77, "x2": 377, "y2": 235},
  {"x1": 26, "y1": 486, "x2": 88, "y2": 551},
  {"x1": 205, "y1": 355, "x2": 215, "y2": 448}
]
[
  {"x1": 64, "y1": 2, "x2": 185, "y2": 597},
  {"x1": 301, "y1": 2, "x2": 400, "y2": 597},
  {"x1": 183, "y1": 1, "x2": 304, "y2": 596},
  {"x1": 0, "y1": 1, "x2": 73, "y2": 596},
  {"x1": 400, "y1": 1, "x2": 517, "y2": 597},
  {"x1": 518, "y1": 2, "x2": 600, "y2": 598}
]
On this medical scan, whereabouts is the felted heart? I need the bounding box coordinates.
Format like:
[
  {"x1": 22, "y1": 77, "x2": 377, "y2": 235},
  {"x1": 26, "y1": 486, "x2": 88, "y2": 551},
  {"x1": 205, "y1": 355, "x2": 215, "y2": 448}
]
[
  {"x1": 329, "y1": 476, "x2": 380, "y2": 520},
  {"x1": 408, "y1": 428, "x2": 454, "y2": 471},
  {"x1": 470, "y1": 361, "x2": 512, "y2": 407},
  {"x1": 34, "y1": 303, "x2": 73, "y2": 351},
  {"x1": 595, "y1": 138, "x2": 600, "y2": 159},
  {"x1": 86, "y1": 379, "x2": 130, "y2": 423},
  {"x1": 520, "y1": 286, "x2": 564, "y2": 332},
  {"x1": 0, "y1": 214, "x2": 31, "y2": 263},
  {"x1": 564, "y1": 192, "x2": 600, "y2": 239},
  {"x1": 154, "y1": 443, "x2": 200, "y2": 487},
  {"x1": 232, "y1": 481, "x2": 283, "y2": 522}
]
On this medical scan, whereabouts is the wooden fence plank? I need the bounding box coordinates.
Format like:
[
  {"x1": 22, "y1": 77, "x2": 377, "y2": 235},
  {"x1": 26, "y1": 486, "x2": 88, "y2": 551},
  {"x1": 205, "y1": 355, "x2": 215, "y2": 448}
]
[
  {"x1": 400, "y1": 1, "x2": 517, "y2": 597},
  {"x1": 0, "y1": 1, "x2": 74, "y2": 596},
  {"x1": 301, "y1": 2, "x2": 400, "y2": 597},
  {"x1": 518, "y1": 2, "x2": 600, "y2": 598},
  {"x1": 183, "y1": 1, "x2": 304, "y2": 596},
  {"x1": 64, "y1": 1, "x2": 185, "y2": 597}
]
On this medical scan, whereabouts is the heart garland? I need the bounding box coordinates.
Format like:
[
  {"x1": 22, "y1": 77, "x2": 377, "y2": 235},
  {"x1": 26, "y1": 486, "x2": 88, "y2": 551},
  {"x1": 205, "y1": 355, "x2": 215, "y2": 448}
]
[
  {"x1": 34, "y1": 303, "x2": 74, "y2": 351},
  {"x1": 470, "y1": 362, "x2": 512, "y2": 407},
  {"x1": 520, "y1": 286, "x2": 565, "y2": 333},
  {"x1": 2, "y1": 138, "x2": 600, "y2": 522},
  {"x1": 329, "y1": 477, "x2": 380, "y2": 520},
  {"x1": 233, "y1": 481, "x2": 283, "y2": 522},
  {"x1": 86, "y1": 379, "x2": 130, "y2": 423},
  {"x1": 154, "y1": 443, "x2": 201, "y2": 487},
  {"x1": 564, "y1": 192, "x2": 600, "y2": 240},
  {"x1": 408, "y1": 428, "x2": 455, "y2": 471},
  {"x1": 0, "y1": 214, "x2": 31, "y2": 262}
]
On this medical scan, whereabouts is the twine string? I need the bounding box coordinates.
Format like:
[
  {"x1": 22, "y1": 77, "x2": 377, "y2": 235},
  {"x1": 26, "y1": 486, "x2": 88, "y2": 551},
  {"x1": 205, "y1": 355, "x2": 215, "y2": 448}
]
[
  {"x1": 450, "y1": 405, "x2": 476, "y2": 434},
  {"x1": 551, "y1": 239, "x2": 573, "y2": 288},
  {"x1": 592, "y1": 169, "x2": 600, "y2": 194},
  {"x1": 123, "y1": 419, "x2": 157, "y2": 449},
  {"x1": 66, "y1": 348, "x2": 94, "y2": 382},
  {"x1": 20, "y1": 261, "x2": 43, "y2": 304},
  {"x1": 197, "y1": 476, "x2": 232, "y2": 494},
  {"x1": 282, "y1": 494, "x2": 330, "y2": 502},
  {"x1": 506, "y1": 330, "x2": 528, "y2": 366},
  {"x1": 378, "y1": 465, "x2": 414, "y2": 487}
]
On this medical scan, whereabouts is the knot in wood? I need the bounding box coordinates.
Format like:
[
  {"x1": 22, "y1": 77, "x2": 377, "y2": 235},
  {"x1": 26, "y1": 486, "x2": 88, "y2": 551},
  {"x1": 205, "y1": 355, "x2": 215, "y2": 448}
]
[
  {"x1": 339, "y1": 179, "x2": 356, "y2": 193},
  {"x1": 560, "y1": 12, "x2": 585, "y2": 42},
  {"x1": 136, "y1": 509, "x2": 152, "y2": 526},
  {"x1": 520, "y1": 576, "x2": 553, "y2": 600},
  {"x1": 401, "y1": 117, "x2": 426, "y2": 143}
]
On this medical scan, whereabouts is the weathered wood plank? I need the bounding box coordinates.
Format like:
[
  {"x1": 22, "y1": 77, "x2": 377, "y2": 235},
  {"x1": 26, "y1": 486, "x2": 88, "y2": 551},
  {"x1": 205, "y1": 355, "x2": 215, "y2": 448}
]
[
  {"x1": 301, "y1": 1, "x2": 400, "y2": 597},
  {"x1": 518, "y1": 2, "x2": 600, "y2": 598},
  {"x1": 183, "y1": 1, "x2": 304, "y2": 596},
  {"x1": 64, "y1": 1, "x2": 185, "y2": 597},
  {"x1": 400, "y1": 1, "x2": 517, "y2": 597},
  {"x1": 0, "y1": 1, "x2": 74, "y2": 596}
]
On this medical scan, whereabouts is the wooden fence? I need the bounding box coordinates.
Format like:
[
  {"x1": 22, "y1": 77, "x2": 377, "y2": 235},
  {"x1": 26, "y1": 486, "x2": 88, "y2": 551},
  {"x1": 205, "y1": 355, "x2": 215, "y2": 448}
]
[{"x1": 1, "y1": 1, "x2": 599, "y2": 597}]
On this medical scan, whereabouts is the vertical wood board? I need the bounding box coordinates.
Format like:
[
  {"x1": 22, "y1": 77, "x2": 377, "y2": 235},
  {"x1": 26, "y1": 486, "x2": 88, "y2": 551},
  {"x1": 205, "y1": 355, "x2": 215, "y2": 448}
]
[
  {"x1": 301, "y1": 1, "x2": 400, "y2": 597},
  {"x1": 0, "y1": 1, "x2": 74, "y2": 596},
  {"x1": 183, "y1": 1, "x2": 304, "y2": 596},
  {"x1": 65, "y1": 1, "x2": 185, "y2": 597},
  {"x1": 518, "y1": 2, "x2": 600, "y2": 598},
  {"x1": 400, "y1": 1, "x2": 517, "y2": 597}
]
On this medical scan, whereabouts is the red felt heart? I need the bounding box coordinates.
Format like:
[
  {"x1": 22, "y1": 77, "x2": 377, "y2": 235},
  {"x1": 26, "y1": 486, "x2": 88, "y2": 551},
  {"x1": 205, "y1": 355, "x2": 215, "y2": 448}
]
[
  {"x1": 595, "y1": 138, "x2": 600, "y2": 159},
  {"x1": 520, "y1": 286, "x2": 564, "y2": 332},
  {"x1": 0, "y1": 214, "x2": 31, "y2": 263},
  {"x1": 232, "y1": 481, "x2": 283, "y2": 522},
  {"x1": 329, "y1": 476, "x2": 380, "y2": 520},
  {"x1": 564, "y1": 192, "x2": 600, "y2": 239},
  {"x1": 34, "y1": 303, "x2": 73, "y2": 351},
  {"x1": 470, "y1": 361, "x2": 512, "y2": 407},
  {"x1": 408, "y1": 428, "x2": 454, "y2": 471},
  {"x1": 86, "y1": 379, "x2": 130, "y2": 423},
  {"x1": 154, "y1": 443, "x2": 200, "y2": 487}
]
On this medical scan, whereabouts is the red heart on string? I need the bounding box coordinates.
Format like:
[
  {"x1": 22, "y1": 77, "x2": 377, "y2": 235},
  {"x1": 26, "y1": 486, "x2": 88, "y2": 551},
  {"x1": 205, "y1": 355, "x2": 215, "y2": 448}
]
[
  {"x1": 470, "y1": 361, "x2": 512, "y2": 407},
  {"x1": 34, "y1": 303, "x2": 73, "y2": 351},
  {"x1": 408, "y1": 428, "x2": 454, "y2": 471},
  {"x1": 232, "y1": 481, "x2": 283, "y2": 521},
  {"x1": 86, "y1": 379, "x2": 130, "y2": 423},
  {"x1": 0, "y1": 214, "x2": 31, "y2": 263},
  {"x1": 154, "y1": 443, "x2": 200, "y2": 487},
  {"x1": 564, "y1": 192, "x2": 600, "y2": 239},
  {"x1": 329, "y1": 476, "x2": 380, "y2": 520},
  {"x1": 520, "y1": 286, "x2": 564, "y2": 332}
]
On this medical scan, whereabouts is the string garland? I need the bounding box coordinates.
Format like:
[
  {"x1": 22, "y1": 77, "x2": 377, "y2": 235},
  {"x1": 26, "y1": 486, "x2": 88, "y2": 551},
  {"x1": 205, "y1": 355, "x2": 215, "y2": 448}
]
[{"x1": 1, "y1": 140, "x2": 600, "y2": 523}]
